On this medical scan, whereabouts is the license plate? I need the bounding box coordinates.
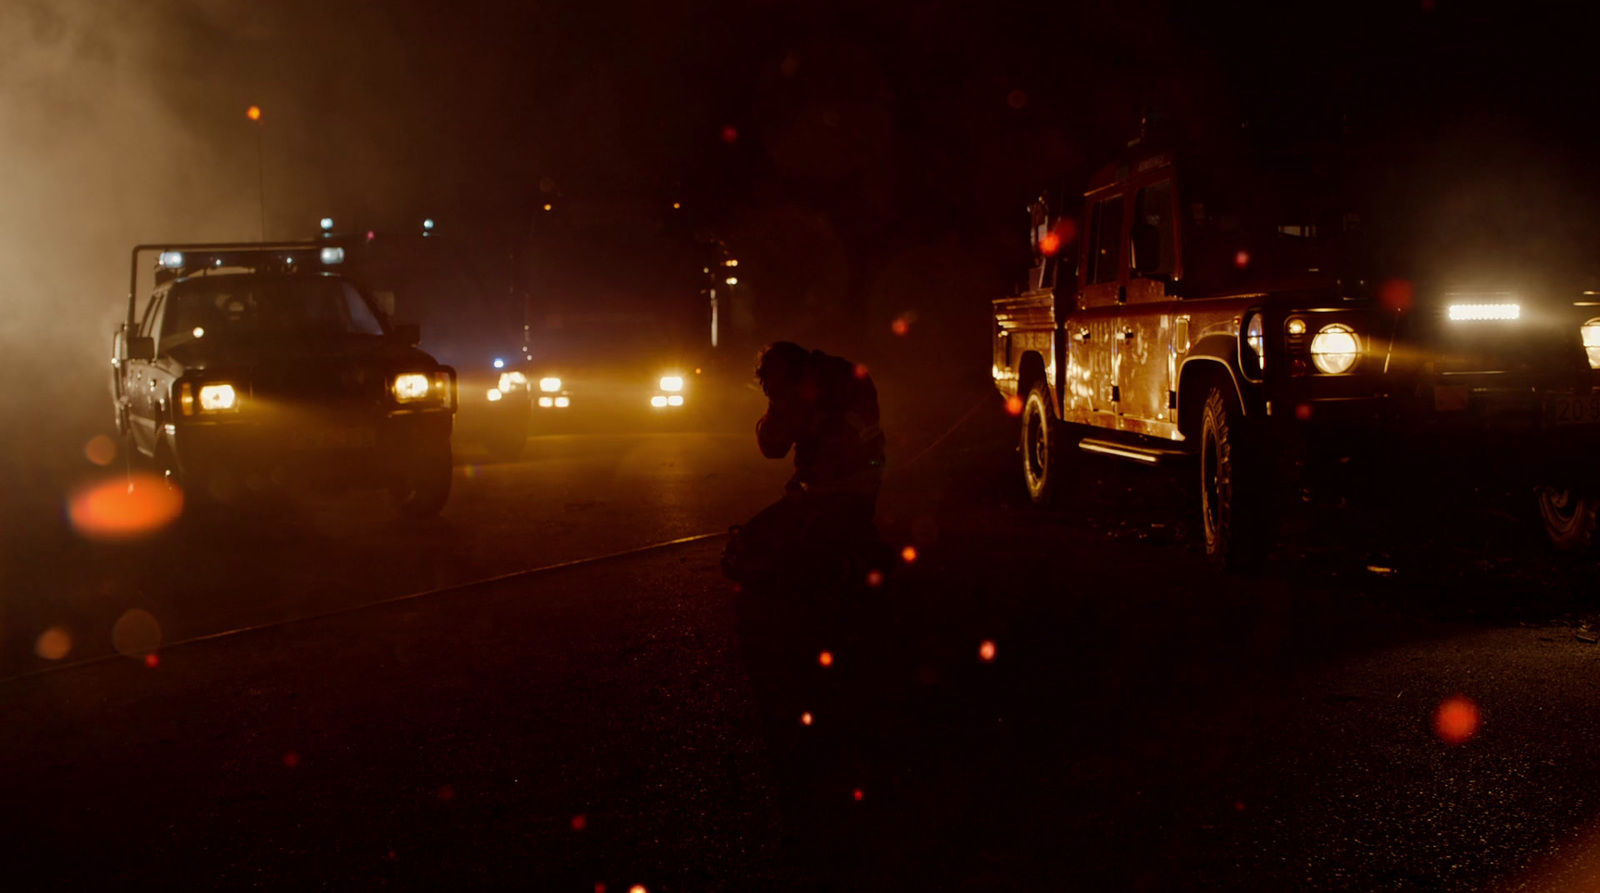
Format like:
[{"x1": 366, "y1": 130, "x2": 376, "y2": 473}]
[
  {"x1": 289, "y1": 427, "x2": 375, "y2": 450},
  {"x1": 1544, "y1": 394, "x2": 1600, "y2": 427}
]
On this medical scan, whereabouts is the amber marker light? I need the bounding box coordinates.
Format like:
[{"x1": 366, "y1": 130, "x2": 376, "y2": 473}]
[{"x1": 246, "y1": 105, "x2": 262, "y2": 121}]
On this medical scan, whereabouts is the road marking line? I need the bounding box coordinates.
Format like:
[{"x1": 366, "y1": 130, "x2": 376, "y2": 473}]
[{"x1": 0, "y1": 531, "x2": 727, "y2": 687}]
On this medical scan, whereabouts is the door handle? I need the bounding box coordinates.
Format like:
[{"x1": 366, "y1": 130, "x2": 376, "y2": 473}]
[
  {"x1": 1076, "y1": 329, "x2": 1090, "y2": 342},
  {"x1": 148, "y1": 378, "x2": 158, "y2": 390}
]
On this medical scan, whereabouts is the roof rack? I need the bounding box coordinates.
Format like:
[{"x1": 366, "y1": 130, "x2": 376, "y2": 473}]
[{"x1": 126, "y1": 241, "x2": 343, "y2": 325}]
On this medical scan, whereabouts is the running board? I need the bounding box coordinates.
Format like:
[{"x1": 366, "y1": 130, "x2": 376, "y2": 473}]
[{"x1": 1077, "y1": 438, "x2": 1192, "y2": 466}]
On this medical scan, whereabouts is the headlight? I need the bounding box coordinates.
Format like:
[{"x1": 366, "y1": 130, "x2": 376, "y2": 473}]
[
  {"x1": 538, "y1": 396, "x2": 554, "y2": 408},
  {"x1": 1309, "y1": 324, "x2": 1361, "y2": 374},
  {"x1": 1583, "y1": 318, "x2": 1600, "y2": 369},
  {"x1": 554, "y1": 396, "x2": 570, "y2": 408},
  {"x1": 392, "y1": 373, "x2": 433, "y2": 402},
  {"x1": 487, "y1": 388, "x2": 504, "y2": 402},
  {"x1": 539, "y1": 377, "x2": 561, "y2": 393},
  {"x1": 1448, "y1": 303, "x2": 1520, "y2": 321},
  {"x1": 660, "y1": 375, "x2": 684, "y2": 392},
  {"x1": 667, "y1": 395, "x2": 684, "y2": 406},
  {"x1": 1245, "y1": 315, "x2": 1265, "y2": 369},
  {"x1": 650, "y1": 395, "x2": 669, "y2": 408},
  {"x1": 498, "y1": 371, "x2": 528, "y2": 391},
  {"x1": 199, "y1": 383, "x2": 237, "y2": 412}
]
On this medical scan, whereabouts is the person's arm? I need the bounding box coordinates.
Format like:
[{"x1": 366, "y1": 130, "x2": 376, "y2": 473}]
[{"x1": 756, "y1": 398, "x2": 806, "y2": 458}]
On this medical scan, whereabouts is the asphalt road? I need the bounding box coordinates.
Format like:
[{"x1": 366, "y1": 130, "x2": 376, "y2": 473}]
[{"x1": 5, "y1": 375, "x2": 1600, "y2": 890}]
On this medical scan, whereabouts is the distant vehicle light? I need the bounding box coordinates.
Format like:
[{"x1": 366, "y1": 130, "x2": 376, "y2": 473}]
[
  {"x1": 667, "y1": 395, "x2": 684, "y2": 406},
  {"x1": 538, "y1": 396, "x2": 554, "y2": 408},
  {"x1": 543, "y1": 203, "x2": 553, "y2": 212},
  {"x1": 1583, "y1": 318, "x2": 1600, "y2": 369},
  {"x1": 487, "y1": 388, "x2": 504, "y2": 402},
  {"x1": 198, "y1": 383, "x2": 237, "y2": 411},
  {"x1": 320, "y1": 217, "x2": 334, "y2": 232},
  {"x1": 493, "y1": 358, "x2": 505, "y2": 369},
  {"x1": 1448, "y1": 303, "x2": 1520, "y2": 321},
  {"x1": 724, "y1": 259, "x2": 738, "y2": 267},
  {"x1": 651, "y1": 395, "x2": 669, "y2": 408},
  {"x1": 554, "y1": 396, "x2": 570, "y2": 408},
  {"x1": 539, "y1": 377, "x2": 561, "y2": 393},
  {"x1": 498, "y1": 371, "x2": 527, "y2": 391},
  {"x1": 192, "y1": 327, "x2": 205, "y2": 339},
  {"x1": 158, "y1": 251, "x2": 184, "y2": 269},
  {"x1": 423, "y1": 218, "x2": 435, "y2": 230},
  {"x1": 660, "y1": 376, "x2": 684, "y2": 392},
  {"x1": 392, "y1": 373, "x2": 433, "y2": 402},
  {"x1": 725, "y1": 277, "x2": 738, "y2": 285},
  {"x1": 1286, "y1": 317, "x2": 1307, "y2": 335},
  {"x1": 1309, "y1": 324, "x2": 1361, "y2": 374},
  {"x1": 319, "y1": 246, "x2": 345, "y2": 265}
]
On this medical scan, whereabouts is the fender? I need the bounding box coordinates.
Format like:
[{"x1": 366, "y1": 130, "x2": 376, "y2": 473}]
[{"x1": 1178, "y1": 332, "x2": 1263, "y2": 422}]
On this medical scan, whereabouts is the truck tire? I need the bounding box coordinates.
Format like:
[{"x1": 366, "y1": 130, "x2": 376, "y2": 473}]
[
  {"x1": 1536, "y1": 486, "x2": 1597, "y2": 552},
  {"x1": 391, "y1": 441, "x2": 453, "y2": 519},
  {"x1": 1199, "y1": 383, "x2": 1266, "y2": 571},
  {"x1": 1021, "y1": 380, "x2": 1065, "y2": 506}
]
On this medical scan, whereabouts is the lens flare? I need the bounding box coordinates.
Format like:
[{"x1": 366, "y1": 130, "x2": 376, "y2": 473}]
[
  {"x1": 1234, "y1": 250, "x2": 1251, "y2": 269},
  {"x1": 801, "y1": 712, "x2": 813, "y2": 726},
  {"x1": 144, "y1": 653, "x2": 160, "y2": 669},
  {"x1": 853, "y1": 363, "x2": 870, "y2": 379},
  {"x1": 246, "y1": 105, "x2": 262, "y2": 121},
  {"x1": 1039, "y1": 231, "x2": 1061, "y2": 256},
  {"x1": 35, "y1": 627, "x2": 71, "y2": 660},
  {"x1": 852, "y1": 789, "x2": 864, "y2": 801},
  {"x1": 1435, "y1": 695, "x2": 1480, "y2": 745},
  {"x1": 1007, "y1": 89, "x2": 1027, "y2": 108},
  {"x1": 901, "y1": 545, "x2": 918, "y2": 564},
  {"x1": 571, "y1": 814, "x2": 587, "y2": 831},
  {"x1": 979, "y1": 640, "x2": 997, "y2": 662},
  {"x1": 1005, "y1": 394, "x2": 1024, "y2": 416},
  {"x1": 84, "y1": 434, "x2": 117, "y2": 466},
  {"x1": 283, "y1": 752, "x2": 301, "y2": 768},
  {"x1": 866, "y1": 570, "x2": 884, "y2": 587},
  {"x1": 818, "y1": 651, "x2": 834, "y2": 667},
  {"x1": 111, "y1": 609, "x2": 162, "y2": 657},
  {"x1": 1380, "y1": 279, "x2": 1414, "y2": 312},
  {"x1": 68, "y1": 473, "x2": 183, "y2": 541}
]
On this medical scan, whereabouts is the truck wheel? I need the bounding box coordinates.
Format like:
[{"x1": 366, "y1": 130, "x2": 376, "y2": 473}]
[
  {"x1": 391, "y1": 441, "x2": 453, "y2": 519},
  {"x1": 1199, "y1": 384, "x2": 1266, "y2": 571},
  {"x1": 1021, "y1": 380, "x2": 1066, "y2": 506},
  {"x1": 1536, "y1": 486, "x2": 1597, "y2": 552}
]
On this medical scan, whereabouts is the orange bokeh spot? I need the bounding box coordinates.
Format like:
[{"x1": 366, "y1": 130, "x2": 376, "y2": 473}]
[
  {"x1": 438, "y1": 785, "x2": 456, "y2": 800},
  {"x1": 866, "y1": 570, "x2": 884, "y2": 587},
  {"x1": 891, "y1": 318, "x2": 910, "y2": 336},
  {"x1": 85, "y1": 434, "x2": 117, "y2": 466},
  {"x1": 571, "y1": 814, "x2": 587, "y2": 831},
  {"x1": 979, "y1": 640, "x2": 997, "y2": 662},
  {"x1": 113, "y1": 608, "x2": 162, "y2": 657},
  {"x1": 721, "y1": 125, "x2": 738, "y2": 144},
  {"x1": 246, "y1": 105, "x2": 261, "y2": 121},
  {"x1": 283, "y1": 752, "x2": 301, "y2": 768},
  {"x1": 144, "y1": 653, "x2": 160, "y2": 669},
  {"x1": 901, "y1": 545, "x2": 917, "y2": 564},
  {"x1": 801, "y1": 712, "x2": 813, "y2": 726},
  {"x1": 630, "y1": 886, "x2": 648, "y2": 893},
  {"x1": 68, "y1": 473, "x2": 183, "y2": 541},
  {"x1": 1005, "y1": 394, "x2": 1024, "y2": 416},
  {"x1": 1039, "y1": 231, "x2": 1061, "y2": 257},
  {"x1": 853, "y1": 363, "x2": 870, "y2": 379},
  {"x1": 594, "y1": 885, "x2": 606, "y2": 893},
  {"x1": 852, "y1": 788, "x2": 864, "y2": 801},
  {"x1": 1234, "y1": 250, "x2": 1251, "y2": 269},
  {"x1": 1435, "y1": 695, "x2": 1480, "y2": 745},
  {"x1": 1380, "y1": 278, "x2": 1415, "y2": 312},
  {"x1": 818, "y1": 651, "x2": 834, "y2": 667},
  {"x1": 35, "y1": 627, "x2": 71, "y2": 660},
  {"x1": 1295, "y1": 403, "x2": 1313, "y2": 421}
]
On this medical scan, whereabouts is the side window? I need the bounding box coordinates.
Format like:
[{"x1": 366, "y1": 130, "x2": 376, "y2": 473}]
[
  {"x1": 341, "y1": 284, "x2": 386, "y2": 335},
  {"x1": 1087, "y1": 195, "x2": 1125, "y2": 285},
  {"x1": 139, "y1": 294, "x2": 166, "y2": 339},
  {"x1": 1133, "y1": 180, "x2": 1176, "y2": 277}
]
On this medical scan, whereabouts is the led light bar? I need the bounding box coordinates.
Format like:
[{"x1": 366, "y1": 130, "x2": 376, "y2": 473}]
[
  {"x1": 158, "y1": 251, "x2": 185, "y2": 269},
  {"x1": 1448, "y1": 303, "x2": 1520, "y2": 321},
  {"x1": 319, "y1": 246, "x2": 345, "y2": 264}
]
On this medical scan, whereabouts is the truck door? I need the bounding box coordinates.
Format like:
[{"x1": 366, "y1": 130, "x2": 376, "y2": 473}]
[
  {"x1": 1117, "y1": 177, "x2": 1180, "y2": 434},
  {"x1": 128, "y1": 292, "x2": 166, "y2": 455},
  {"x1": 1064, "y1": 190, "x2": 1126, "y2": 424}
]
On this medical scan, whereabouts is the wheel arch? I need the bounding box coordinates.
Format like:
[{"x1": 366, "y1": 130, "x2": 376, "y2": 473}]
[
  {"x1": 1177, "y1": 356, "x2": 1239, "y2": 440},
  {"x1": 1016, "y1": 350, "x2": 1052, "y2": 414}
]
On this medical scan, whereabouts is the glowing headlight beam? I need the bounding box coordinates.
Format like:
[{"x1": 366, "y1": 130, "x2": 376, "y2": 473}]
[
  {"x1": 1309, "y1": 324, "x2": 1361, "y2": 374},
  {"x1": 198, "y1": 383, "x2": 237, "y2": 411},
  {"x1": 1448, "y1": 303, "x2": 1520, "y2": 321},
  {"x1": 659, "y1": 376, "x2": 684, "y2": 392},
  {"x1": 539, "y1": 377, "x2": 561, "y2": 393},
  {"x1": 667, "y1": 395, "x2": 684, "y2": 406},
  {"x1": 487, "y1": 388, "x2": 504, "y2": 402},
  {"x1": 650, "y1": 395, "x2": 669, "y2": 408},
  {"x1": 554, "y1": 396, "x2": 570, "y2": 408},
  {"x1": 392, "y1": 373, "x2": 433, "y2": 402}
]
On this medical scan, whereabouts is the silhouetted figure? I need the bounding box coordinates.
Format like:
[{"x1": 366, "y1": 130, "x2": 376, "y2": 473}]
[{"x1": 722, "y1": 342, "x2": 887, "y2": 586}]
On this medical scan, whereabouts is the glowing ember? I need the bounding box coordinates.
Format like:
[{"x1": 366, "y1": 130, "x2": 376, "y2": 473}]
[
  {"x1": 866, "y1": 570, "x2": 884, "y2": 587},
  {"x1": 246, "y1": 105, "x2": 262, "y2": 121},
  {"x1": 283, "y1": 752, "x2": 301, "y2": 768},
  {"x1": 84, "y1": 434, "x2": 117, "y2": 466},
  {"x1": 1039, "y1": 230, "x2": 1061, "y2": 256},
  {"x1": 571, "y1": 814, "x2": 587, "y2": 831},
  {"x1": 1380, "y1": 278, "x2": 1415, "y2": 312},
  {"x1": 1005, "y1": 394, "x2": 1024, "y2": 416},
  {"x1": 852, "y1": 789, "x2": 864, "y2": 801},
  {"x1": 630, "y1": 886, "x2": 648, "y2": 893},
  {"x1": 68, "y1": 473, "x2": 183, "y2": 541},
  {"x1": 1234, "y1": 250, "x2": 1251, "y2": 269},
  {"x1": 979, "y1": 640, "x2": 997, "y2": 662},
  {"x1": 818, "y1": 651, "x2": 834, "y2": 667},
  {"x1": 35, "y1": 627, "x2": 71, "y2": 660},
  {"x1": 801, "y1": 712, "x2": 813, "y2": 726},
  {"x1": 112, "y1": 608, "x2": 162, "y2": 658},
  {"x1": 901, "y1": 545, "x2": 918, "y2": 564},
  {"x1": 853, "y1": 363, "x2": 870, "y2": 379},
  {"x1": 891, "y1": 318, "x2": 910, "y2": 336},
  {"x1": 1295, "y1": 403, "x2": 1313, "y2": 421},
  {"x1": 144, "y1": 653, "x2": 160, "y2": 669},
  {"x1": 1435, "y1": 695, "x2": 1480, "y2": 745}
]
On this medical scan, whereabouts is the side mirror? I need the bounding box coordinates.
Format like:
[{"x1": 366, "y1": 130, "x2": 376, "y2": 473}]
[
  {"x1": 392, "y1": 323, "x2": 421, "y2": 346},
  {"x1": 1131, "y1": 222, "x2": 1163, "y2": 276},
  {"x1": 126, "y1": 336, "x2": 156, "y2": 361}
]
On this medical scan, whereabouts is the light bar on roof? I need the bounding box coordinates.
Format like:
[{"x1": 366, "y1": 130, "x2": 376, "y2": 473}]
[
  {"x1": 320, "y1": 246, "x2": 345, "y2": 265},
  {"x1": 1448, "y1": 303, "x2": 1520, "y2": 321},
  {"x1": 158, "y1": 251, "x2": 184, "y2": 269}
]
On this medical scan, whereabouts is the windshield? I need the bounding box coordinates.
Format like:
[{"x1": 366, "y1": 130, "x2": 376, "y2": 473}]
[{"x1": 161, "y1": 275, "x2": 386, "y2": 343}]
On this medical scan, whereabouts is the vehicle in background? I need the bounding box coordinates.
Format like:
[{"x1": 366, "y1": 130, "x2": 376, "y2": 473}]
[{"x1": 111, "y1": 242, "x2": 457, "y2": 517}]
